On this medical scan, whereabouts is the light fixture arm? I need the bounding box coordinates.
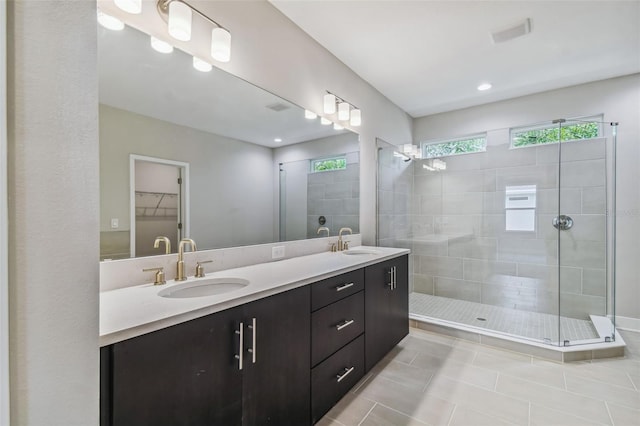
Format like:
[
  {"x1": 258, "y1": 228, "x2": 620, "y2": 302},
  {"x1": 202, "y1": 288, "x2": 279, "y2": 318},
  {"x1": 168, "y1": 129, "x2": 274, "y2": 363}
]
[
  {"x1": 325, "y1": 90, "x2": 359, "y2": 110},
  {"x1": 157, "y1": 0, "x2": 227, "y2": 30}
]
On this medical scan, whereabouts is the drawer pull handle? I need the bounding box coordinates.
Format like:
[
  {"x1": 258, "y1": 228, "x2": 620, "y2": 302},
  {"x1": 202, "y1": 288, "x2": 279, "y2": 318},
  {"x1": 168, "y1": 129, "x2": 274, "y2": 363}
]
[
  {"x1": 336, "y1": 319, "x2": 355, "y2": 331},
  {"x1": 335, "y1": 282, "x2": 354, "y2": 292},
  {"x1": 336, "y1": 366, "x2": 355, "y2": 383},
  {"x1": 247, "y1": 317, "x2": 257, "y2": 364},
  {"x1": 235, "y1": 322, "x2": 244, "y2": 370}
]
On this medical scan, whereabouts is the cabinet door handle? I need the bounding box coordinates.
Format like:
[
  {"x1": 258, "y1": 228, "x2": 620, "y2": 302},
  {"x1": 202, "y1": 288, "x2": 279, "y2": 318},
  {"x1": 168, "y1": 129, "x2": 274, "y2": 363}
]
[
  {"x1": 247, "y1": 317, "x2": 257, "y2": 364},
  {"x1": 235, "y1": 322, "x2": 244, "y2": 370},
  {"x1": 388, "y1": 269, "x2": 394, "y2": 290},
  {"x1": 393, "y1": 266, "x2": 397, "y2": 290},
  {"x1": 336, "y1": 366, "x2": 355, "y2": 383},
  {"x1": 335, "y1": 282, "x2": 354, "y2": 292},
  {"x1": 336, "y1": 319, "x2": 355, "y2": 331}
]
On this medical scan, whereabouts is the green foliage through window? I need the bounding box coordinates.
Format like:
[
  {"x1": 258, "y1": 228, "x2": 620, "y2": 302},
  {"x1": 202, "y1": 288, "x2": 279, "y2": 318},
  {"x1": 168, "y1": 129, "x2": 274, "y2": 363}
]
[
  {"x1": 422, "y1": 135, "x2": 486, "y2": 159},
  {"x1": 511, "y1": 120, "x2": 601, "y2": 148},
  {"x1": 312, "y1": 157, "x2": 347, "y2": 172}
]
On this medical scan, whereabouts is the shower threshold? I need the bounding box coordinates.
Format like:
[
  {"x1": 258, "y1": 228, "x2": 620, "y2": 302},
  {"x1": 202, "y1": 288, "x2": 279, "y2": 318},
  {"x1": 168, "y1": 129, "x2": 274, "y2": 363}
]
[{"x1": 410, "y1": 293, "x2": 626, "y2": 362}]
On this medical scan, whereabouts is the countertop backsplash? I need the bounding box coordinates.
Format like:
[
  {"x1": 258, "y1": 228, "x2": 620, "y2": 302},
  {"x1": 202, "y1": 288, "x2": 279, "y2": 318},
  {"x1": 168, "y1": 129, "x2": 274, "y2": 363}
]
[{"x1": 100, "y1": 235, "x2": 362, "y2": 292}]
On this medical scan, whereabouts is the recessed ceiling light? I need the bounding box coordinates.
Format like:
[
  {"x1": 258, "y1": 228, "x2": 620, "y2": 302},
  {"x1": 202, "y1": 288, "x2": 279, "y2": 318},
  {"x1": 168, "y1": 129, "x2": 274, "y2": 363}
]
[
  {"x1": 274, "y1": 138, "x2": 283, "y2": 143},
  {"x1": 477, "y1": 83, "x2": 492, "y2": 91}
]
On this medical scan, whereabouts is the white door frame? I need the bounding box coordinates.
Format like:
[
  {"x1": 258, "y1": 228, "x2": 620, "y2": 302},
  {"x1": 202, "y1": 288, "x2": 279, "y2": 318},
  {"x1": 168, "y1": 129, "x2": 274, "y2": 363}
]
[
  {"x1": 129, "y1": 154, "x2": 190, "y2": 257},
  {"x1": 1, "y1": 1, "x2": 10, "y2": 423}
]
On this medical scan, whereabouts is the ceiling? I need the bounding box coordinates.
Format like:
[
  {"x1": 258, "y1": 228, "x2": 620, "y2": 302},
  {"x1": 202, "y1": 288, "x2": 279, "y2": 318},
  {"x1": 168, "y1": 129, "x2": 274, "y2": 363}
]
[{"x1": 270, "y1": 0, "x2": 640, "y2": 117}]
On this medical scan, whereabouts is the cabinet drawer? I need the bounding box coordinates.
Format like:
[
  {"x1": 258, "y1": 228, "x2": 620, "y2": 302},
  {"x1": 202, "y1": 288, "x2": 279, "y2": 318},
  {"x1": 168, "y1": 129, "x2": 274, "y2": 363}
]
[
  {"x1": 311, "y1": 291, "x2": 364, "y2": 366},
  {"x1": 311, "y1": 269, "x2": 364, "y2": 311},
  {"x1": 311, "y1": 335, "x2": 365, "y2": 424}
]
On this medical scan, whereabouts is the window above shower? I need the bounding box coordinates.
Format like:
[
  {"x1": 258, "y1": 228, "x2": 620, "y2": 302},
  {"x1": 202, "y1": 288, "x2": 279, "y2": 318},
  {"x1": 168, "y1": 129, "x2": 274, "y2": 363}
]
[
  {"x1": 510, "y1": 115, "x2": 603, "y2": 148},
  {"x1": 420, "y1": 133, "x2": 487, "y2": 159}
]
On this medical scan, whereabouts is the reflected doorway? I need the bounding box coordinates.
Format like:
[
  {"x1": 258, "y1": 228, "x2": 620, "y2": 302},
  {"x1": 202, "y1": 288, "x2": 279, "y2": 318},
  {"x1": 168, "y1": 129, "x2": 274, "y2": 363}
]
[{"x1": 130, "y1": 155, "x2": 189, "y2": 257}]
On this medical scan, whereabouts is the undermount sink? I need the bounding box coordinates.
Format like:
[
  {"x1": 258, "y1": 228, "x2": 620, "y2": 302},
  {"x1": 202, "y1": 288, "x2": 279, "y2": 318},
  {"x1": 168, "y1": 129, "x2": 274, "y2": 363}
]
[
  {"x1": 158, "y1": 278, "x2": 250, "y2": 299},
  {"x1": 342, "y1": 249, "x2": 380, "y2": 256}
]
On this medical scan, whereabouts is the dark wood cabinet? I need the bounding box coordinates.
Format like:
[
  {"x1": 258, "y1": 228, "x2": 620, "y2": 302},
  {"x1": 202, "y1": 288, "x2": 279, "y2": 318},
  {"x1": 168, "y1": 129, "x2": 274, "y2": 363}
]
[
  {"x1": 101, "y1": 254, "x2": 409, "y2": 426},
  {"x1": 364, "y1": 255, "x2": 409, "y2": 372},
  {"x1": 101, "y1": 286, "x2": 310, "y2": 426}
]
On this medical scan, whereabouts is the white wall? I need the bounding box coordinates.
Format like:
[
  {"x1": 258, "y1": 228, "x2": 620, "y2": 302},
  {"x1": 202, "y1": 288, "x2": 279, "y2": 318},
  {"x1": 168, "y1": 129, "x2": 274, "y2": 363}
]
[
  {"x1": 7, "y1": 0, "x2": 99, "y2": 424},
  {"x1": 413, "y1": 74, "x2": 640, "y2": 321}
]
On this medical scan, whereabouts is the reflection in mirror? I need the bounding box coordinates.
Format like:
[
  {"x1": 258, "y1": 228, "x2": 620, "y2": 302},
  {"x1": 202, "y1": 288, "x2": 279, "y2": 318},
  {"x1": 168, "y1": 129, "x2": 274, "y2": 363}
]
[{"x1": 99, "y1": 24, "x2": 359, "y2": 260}]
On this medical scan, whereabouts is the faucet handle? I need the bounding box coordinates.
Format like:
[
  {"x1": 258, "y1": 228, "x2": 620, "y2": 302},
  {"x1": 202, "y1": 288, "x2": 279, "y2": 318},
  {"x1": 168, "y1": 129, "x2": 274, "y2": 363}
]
[
  {"x1": 143, "y1": 267, "x2": 166, "y2": 285},
  {"x1": 195, "y1": 260, "x2": 213, "y2": 278}
]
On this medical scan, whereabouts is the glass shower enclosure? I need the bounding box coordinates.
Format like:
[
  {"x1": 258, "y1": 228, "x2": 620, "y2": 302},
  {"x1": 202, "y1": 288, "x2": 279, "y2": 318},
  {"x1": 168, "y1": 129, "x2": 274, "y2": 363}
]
[{"x1": 377, "y1": 119, "x2": 618, "y2": 346}]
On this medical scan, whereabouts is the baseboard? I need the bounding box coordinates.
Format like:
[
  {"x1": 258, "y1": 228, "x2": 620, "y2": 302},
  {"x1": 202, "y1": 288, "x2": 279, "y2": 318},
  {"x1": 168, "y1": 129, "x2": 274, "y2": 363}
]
[{"x1": 614, "y1": 315, "x2": 640, "y2": 332}]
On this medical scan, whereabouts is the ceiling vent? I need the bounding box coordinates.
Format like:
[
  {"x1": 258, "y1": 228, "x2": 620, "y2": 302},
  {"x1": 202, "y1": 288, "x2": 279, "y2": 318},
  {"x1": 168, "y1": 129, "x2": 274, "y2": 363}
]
[
  {"x1": 491, "y1": 18, "x2": 531, "y2": 44},
  {"x1": 265, "y1": 102, "x2": 290, "y2": 112}
]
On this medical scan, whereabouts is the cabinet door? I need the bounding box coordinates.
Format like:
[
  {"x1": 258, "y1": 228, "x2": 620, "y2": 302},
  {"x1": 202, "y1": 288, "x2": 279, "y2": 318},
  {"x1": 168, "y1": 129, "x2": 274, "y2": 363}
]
[
  {"x1": 364, "y1": 255, "x2": 409, "y2": 372},
  {"x1": 242, "y1": 286, "x2": 311, "y2": 425},
  {"x1": 109, "y1": 306, "x2": 243, "y2": 426}
]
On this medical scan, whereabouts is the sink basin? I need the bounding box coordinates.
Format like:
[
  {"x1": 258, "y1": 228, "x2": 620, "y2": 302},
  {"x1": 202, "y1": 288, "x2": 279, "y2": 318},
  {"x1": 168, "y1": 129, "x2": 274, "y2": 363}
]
[
  {"x1": 342, "y1": 249, "x2": 380, "y2": 256},
  {"x1": 158, "y1": 278, "x2": 250, "y2": 299}
]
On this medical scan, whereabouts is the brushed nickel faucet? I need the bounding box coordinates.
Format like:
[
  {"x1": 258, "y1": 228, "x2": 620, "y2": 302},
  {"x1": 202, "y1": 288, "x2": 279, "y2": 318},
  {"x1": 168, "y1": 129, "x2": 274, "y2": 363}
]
[
  {"x1": 317, "y1": 226, "x2": 330, "y2": 237},
  {"x1": 176, "y1": 238, "x2": 197, "y2": 281},
  {"x1": 337, "y1": 227, "x2": 352, "y2": 251},
  {"x1": 153, "y1": 236, "x2": 171, "y2": 254}
]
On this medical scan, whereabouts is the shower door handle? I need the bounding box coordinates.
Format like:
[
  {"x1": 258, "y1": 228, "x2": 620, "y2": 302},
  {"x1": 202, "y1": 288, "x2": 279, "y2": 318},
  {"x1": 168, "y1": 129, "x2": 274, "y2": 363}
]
[{"x1": 552, "y1": 215, "x2": 573, "y2": 231}]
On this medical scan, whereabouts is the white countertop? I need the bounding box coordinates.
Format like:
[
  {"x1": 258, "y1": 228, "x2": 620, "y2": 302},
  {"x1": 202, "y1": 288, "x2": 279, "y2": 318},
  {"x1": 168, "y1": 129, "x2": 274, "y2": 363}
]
[{"x1": 100, "y1": 246, "x2": 409, "y2": 346}]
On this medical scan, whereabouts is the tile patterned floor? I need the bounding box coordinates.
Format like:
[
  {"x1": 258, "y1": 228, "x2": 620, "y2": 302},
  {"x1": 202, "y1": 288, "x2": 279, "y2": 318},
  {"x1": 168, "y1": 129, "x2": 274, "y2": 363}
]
[
  {"x1": 319, "y1": 328, "x2": 640, "y2": 426},
  {"x1": 410, "y1": 293, "x2": 600, "y2": 344}
]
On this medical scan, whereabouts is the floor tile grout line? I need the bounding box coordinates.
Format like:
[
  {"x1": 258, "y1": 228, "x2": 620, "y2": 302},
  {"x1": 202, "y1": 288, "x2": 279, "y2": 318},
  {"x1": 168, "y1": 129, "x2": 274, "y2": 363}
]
[
  {"x1": 527, "y1": 402, "x2": 531, "y2": 426},
  {"x1": 563, "y1": 371, "x2": 568, "y2": 391},
  {"x1": 493, "y1": 372, "x2": 500, "y2": 392},
  {"x1": 604, "y1": 401, "x2": 615, "y2": 426},
  {"x1": 626, "y1": 372, "x2": 638, "y2": 391},
  {"x1": 367, "y1": 401, "x2": 430, "y2": 425},
  {"x1": 357, "y1": 402, "x2": 377, "y2": 426},
  {"x1": 445, "y1": 404, "x2": 457, "y2": 426}
]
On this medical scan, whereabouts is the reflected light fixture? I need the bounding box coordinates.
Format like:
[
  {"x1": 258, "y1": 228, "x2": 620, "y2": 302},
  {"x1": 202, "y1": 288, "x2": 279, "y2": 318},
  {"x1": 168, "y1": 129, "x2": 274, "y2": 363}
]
[
  {"x1": 158, "y1": 0, "x2": 232, "y2": 62},
  {"x1": 477, "y1": 82, "x2": 492, "y2": 91},
  {"x1": 323, "y1": 90, "x2": 361, "y2": 126},
  {"x1": 192, "y1": 56, "x2": 212, "y2": 72},
  {"x1": 97, "y1": 9, "x2": 125, "y2": 30},
  {"x1": 150, "y1": 36, "x2": 174, "y2": 53},
  {"x1": 333, "y1": 123, "x2": 344, "y2": 130},
  {"x1": 304, "y1": 110, "x2": 318, "y2": 119},
  {"x1": 320, "y1": 117, "x2": 332, "y2": 126},
  {"x1": 274, "y1": 138, "x2": 283, "y2": 143},
  {"x1": 114, "y1": 0, "x2": 142, "y2": 14}
]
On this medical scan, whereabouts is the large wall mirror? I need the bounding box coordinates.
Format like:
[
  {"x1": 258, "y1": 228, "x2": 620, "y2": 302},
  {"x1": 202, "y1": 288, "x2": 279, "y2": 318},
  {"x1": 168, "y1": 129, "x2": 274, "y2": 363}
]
[{"x1": 99, "y1": 24, "x2": 359, "y2": 260}]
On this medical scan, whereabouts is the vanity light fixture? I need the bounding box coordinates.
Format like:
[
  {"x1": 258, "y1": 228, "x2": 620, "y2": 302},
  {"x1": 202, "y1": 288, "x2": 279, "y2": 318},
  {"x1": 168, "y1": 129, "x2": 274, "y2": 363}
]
[
  {"x1": 477, "y1": 82, "x2": 492, "y2": 91},
  {"x1": 349, "y1": 109, "x2": 361, "y2": 127},
  {"x1": 114, "y1": 0, "x2": 142, "y2": 14},
  {"x1": 323, "y1": 91, "x2": 361, "y2": 126},
  {"x1": 304, "y1": 110, "x2": 318, "y2": 119},
  {"x1": 158, "y1": 0, "x2": 232, "y2": 62},
  {"x1": 192, "y1": 56, "x2": 212, "y2": 72},
  {"x1": 338, "y1": 102, "x2": 350, "y2": 121},
  {"x1": 274, "y1": 138, "x2": 283, "y2": 143},
  {"x1": 150, "y1": 36, "x2": 174, "y2": 53},
  {"x1": 97, "y1": 9, "x2": 125, "y2": 31},
  {"x1": 320, "y1": 117, "x2": 332, "y2": 126}
]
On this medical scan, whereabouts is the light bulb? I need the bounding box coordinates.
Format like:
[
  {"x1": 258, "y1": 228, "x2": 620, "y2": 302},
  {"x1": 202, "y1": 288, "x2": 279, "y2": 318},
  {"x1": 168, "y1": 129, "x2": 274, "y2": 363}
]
[
  {"x1": 304, "y1": 110, "x2": 317, "y2": 119},
  {"x1": 211, "y1": 27, "x2": 231, "y2": 62},
  {"x1": 320, "y1": 117, "x2": 331, "y2": 126},
  {"x1": 349, "y1": 109, "x2": 361, "y2": 126},
  {"x1": 193, "y1": 57, "x2": 212, "y2": 72},
  {"x1": 333, "y1": 123, "x2": 344, "y2": 130},
  {"x1": 150, "y1": 36, "x2": 173, "y2": 54},
  {"x1": 338, "y1": 102, "x2": 350, "y2": 121},
  {"x1": 323, "y1": 93, "x2": 336, "y2": 114},
  {"x1": 114, "y1": 0, "x2": 141, "y2": 14},
  {"x1": 168, "y1": 1, "x2": 192, "y2": 41},
  {"x1": 97, "y1": 9, "x2": 124, "y2": 31}
]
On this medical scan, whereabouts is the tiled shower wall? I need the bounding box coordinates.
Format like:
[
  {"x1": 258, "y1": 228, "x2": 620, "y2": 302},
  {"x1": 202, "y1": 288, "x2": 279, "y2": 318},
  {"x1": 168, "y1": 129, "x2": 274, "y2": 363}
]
[
  {"x1": 307, "y1": 154, "x2": 360, "y2": 238},
  {"x1": 411, "y1": 135, "x2": 608, "y2": 321}
]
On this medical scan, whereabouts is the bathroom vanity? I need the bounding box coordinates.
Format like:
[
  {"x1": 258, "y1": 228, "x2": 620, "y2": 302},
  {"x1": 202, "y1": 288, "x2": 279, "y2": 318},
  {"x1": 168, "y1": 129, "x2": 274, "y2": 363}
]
[{"x1": 100, "y1": 248, "x2": 409, "y2": 426}]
